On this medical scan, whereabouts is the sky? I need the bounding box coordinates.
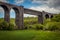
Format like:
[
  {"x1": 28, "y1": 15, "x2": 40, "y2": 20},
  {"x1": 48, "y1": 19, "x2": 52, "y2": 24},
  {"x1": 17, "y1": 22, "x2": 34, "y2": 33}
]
[{"x1": 0, "y1": 0, "x2": 60, "y2": 18}]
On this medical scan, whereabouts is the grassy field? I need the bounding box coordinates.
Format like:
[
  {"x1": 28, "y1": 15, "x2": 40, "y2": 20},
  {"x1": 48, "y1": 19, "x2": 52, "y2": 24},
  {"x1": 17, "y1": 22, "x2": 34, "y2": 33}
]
[
  {"x1": 0, "y1": 18, "x2": 60, "y2": 40},
  {"x1": 0, "y1": 30, "x2": 60, "y2": 40}
]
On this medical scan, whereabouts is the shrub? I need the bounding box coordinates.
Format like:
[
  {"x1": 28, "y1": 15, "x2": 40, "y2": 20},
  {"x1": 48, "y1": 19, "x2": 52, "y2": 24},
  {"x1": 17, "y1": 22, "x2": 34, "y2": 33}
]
[
  {"x1": 24, "y1": 24, "x2": 33, "y2": 29},
  {"x1": 33, "y1": 24, "x2": 44, "y2": 30},
  {"x1": 51, "y1": 14, "x2": 60, "y2": 22},
  {"x1": 24, "y1": 24, "x2": 44, "y2": 30},
  {"x1": 7, "y1": 23, "x2": 14, "y2": 30},
  {"x1": 0, "y1": 21, "x2": 9, "y2": 30},
  {"x1": 45, "y1": 22, "x2": 60, "y2": 31},
  {"x1": 0, "y1": 21, "x2": 14, "y2": 30}
]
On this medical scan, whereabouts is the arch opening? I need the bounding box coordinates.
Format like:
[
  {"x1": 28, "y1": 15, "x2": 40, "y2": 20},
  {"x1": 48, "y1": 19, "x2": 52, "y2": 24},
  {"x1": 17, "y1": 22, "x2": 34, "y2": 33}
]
[
  {"x1": 51, "y1": 15, "x2": 53, "y2": 18},
  {"x1": 24, "y1": 14, "x2": 38, "y2": 28},
  {"x1": 45, "y1": 14, "x2": 49, "y2": 19},
  {"x1": 0, "y1": 6, "x2": 4, "y2": 18},
  {"x1": 10, "y1": 7, "x2": 19, "y2": 29},
  {"x1": 10, "y1": 9, "x2": 15, "y2": 25},
  {"x1": 0, "y1": 5, "x2": 9, "y2": 22}
]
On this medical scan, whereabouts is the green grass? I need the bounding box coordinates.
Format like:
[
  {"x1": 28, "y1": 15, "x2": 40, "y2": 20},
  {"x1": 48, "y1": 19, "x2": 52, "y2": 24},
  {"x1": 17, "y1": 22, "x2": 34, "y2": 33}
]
[
  {"x1": 0, "y1": 30, "x2": 60, "y2": 40},
  {"x1": 0, "y1": 18, "x2": 60, "y2": 40}
]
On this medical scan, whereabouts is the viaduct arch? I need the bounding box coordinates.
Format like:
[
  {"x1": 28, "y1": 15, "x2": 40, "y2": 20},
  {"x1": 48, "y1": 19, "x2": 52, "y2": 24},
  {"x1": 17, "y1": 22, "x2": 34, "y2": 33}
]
[{"x1": 0, "y1": 2, "x2": 53, "y2": 29}]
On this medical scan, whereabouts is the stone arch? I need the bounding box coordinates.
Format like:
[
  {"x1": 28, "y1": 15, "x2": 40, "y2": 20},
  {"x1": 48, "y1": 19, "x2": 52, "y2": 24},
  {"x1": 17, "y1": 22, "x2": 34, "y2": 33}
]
[
  {"x1": 11, "y1": 7, "x2": 19, "y2": 19},
  {"x1": 0, "y1": 5, "x2": 10, "y2": 22},
  {"x1": 45, "y1": 14, "x2": 49, "y2": 19},
  {"x1": 12, "y1": 7, "x2": 19, "y2": 23},
  {"x1": 12, "y1": 7, "x2": 19, "y2": 14},
  {"x1": 11, "y1": 7, "x2": 21, "y2": 29},
  {"x1": 51, "y1": 15, "x2": 53, "y2": 18}
]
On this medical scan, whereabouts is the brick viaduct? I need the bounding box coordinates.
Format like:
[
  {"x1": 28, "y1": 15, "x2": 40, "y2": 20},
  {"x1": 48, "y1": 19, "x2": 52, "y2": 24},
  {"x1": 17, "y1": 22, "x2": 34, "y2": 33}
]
[{"x1": 0, "y1": 2, "x2": 53, "y2": 29}]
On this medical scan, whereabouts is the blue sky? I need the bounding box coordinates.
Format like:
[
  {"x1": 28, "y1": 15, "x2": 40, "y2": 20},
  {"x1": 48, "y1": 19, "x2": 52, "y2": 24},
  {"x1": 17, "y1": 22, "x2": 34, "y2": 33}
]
[
  {"x1": 0, "y1": 0, "x2": 60, "y2": 18},
  {"x1": 7, "y1": 0, "x2": 40, "y2": 8}
]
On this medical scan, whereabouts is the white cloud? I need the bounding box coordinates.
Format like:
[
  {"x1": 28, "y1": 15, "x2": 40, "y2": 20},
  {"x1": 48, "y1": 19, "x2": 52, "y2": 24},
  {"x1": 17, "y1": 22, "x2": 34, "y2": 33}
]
[
  {"x1": 24, "y1": 14, "x2": 36, "y2": 17},
  {"x1": 29, "y1": 5, "x2": 60, "y2": 14},
  {"x1": 0, "y1": 7, "x2": 4, "y2": 13},
  {"x1": 32, "y1": 0, "x2": 48, "y2": 4},
  {"x1": 14, "y1": 0, "x2": 24, "y2": 4},
  {"x1": 0, "y1": 0, "x2": 24, "y2": 4},
  {"x1": 0, "y1": 0, "x2": 9, "y2": 3},
  {"x1": 0, "y1": 7, "x2": 4, "y2": 18},
  {"x1": 32, "y1": 0, "x2": 60, "y2": 10}
]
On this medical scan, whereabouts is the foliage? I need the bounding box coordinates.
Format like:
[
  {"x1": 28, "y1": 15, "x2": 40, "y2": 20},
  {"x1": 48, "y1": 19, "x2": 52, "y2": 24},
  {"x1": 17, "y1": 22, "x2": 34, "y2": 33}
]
[
  {"x1": 44, "y1": 14, "x2": 60, "y2": 31},
  {"x1": 1, "y1": 15, "x2": 60, "y2": 31},
  {"x1": 7, "y1": 23, "x2": 14, "y2": 30},
  {"x1": 24, "y1": 17, "x2": 38, "y2": 25},
  {"x1": 0, "y1": 21, "x2": 14, "y2": 30},
  {"x1": 45, "y1": 22, "x2": 60, "y2": 31},
  {"x1": 51, "y1": 14, "x2": 60, "y2": 22},
  {"x1": 24, "y1": 24, "x2": 44, "y2": 30},
  {"x1": 0, "y1": 21, "x2": 9, "y2": 30},
  {"x1": 32, "y1": 24, "x2": 44, "y2": 30}
]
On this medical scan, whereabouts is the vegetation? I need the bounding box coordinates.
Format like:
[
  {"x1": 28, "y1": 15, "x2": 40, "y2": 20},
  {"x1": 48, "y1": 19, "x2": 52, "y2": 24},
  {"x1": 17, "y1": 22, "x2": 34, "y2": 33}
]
[
  {"x1": 0, "y1": 30, "x2": 60, "y2": 40},
  {"x1": 0, "y1": 21, "x2": 14, "y2": 30},
  {"x1": 51, "y1": 14, "x2": 60, "y2": 22},
  {"x1": 0, "y1": 14, "x2": 60, "y2": 31},
  {"x1": 0, "y1": 14, "x2": 60, "y2": 40}
]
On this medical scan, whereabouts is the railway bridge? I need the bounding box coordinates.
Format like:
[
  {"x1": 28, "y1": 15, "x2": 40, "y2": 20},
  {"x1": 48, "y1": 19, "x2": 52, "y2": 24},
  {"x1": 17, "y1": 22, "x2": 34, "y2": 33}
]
[{"x1": 0, "y1": 2, "x2": 53, "y2": 29}]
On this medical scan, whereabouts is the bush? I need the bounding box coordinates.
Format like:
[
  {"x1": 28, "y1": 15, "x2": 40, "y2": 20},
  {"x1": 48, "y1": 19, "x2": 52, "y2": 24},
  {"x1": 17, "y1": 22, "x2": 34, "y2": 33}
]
[
  {"x1": 0, "y1": 21, "x2": 9, "y2": 30},
  {"x1": 7, "y1": 23, "x2": 14, "y2": 30},
  {"x1": 24, "y1": 24, "x2": 33, "y2": 29},
  {"x1": 33, "y1": 24, "x2": 44, "y2": 30},
  {"x1": 0, "y1": 21, "x2": 14, "y2": 30},
  {"x1": 51, "y1": 14, "x2": 60, "y2": 22},
  {"x1": 24, "y1": 24, "x2": 44, "y2": 30},
  {"x1": 45, "y1": 22, "x2": 60, "y2": 31}
]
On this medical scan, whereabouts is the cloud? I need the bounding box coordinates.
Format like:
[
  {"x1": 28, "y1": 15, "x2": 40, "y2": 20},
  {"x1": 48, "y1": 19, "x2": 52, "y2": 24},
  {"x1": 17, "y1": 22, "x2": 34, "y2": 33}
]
[
  {"x1": 29, "y1": 5, "x2": 60, "y2": 14},
  {"x1": 14, "y1": 0, "x2": 24, "y2": 4},
  {"x1": 0, "y1": 0, "x2": 9, "y2": 3},
  {"x1": 0, "y1": 7, "x2": 4, "y2": 13},
  {"x1": 32, "y1": 0, "x2": 60, "y2": 10},
  {"x1": 0, "y1": 0, "x2": 24, "y2": 4},
  {"x1": 47, "y1": 0, "x2": 60, "y2": 9},
  {"x1": 32, "y1": 0, "x2": 48, "y2": 5},
  {"x1": 0, "y1": 7, "x2": 4, "y2": 18},
  {"x1": 24, "y1": 14, "x2": 36, "y2": 17}
]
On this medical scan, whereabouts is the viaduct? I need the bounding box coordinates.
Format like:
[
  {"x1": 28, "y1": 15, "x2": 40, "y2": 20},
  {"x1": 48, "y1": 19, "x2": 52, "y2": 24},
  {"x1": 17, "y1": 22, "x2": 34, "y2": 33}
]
[{"x1": 0, "y1": 2, "x2": 53, "y2": 29}]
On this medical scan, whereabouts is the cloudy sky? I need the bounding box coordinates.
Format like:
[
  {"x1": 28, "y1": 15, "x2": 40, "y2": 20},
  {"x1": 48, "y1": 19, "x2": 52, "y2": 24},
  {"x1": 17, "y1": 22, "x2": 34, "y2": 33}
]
[{"x1": 0, "y1": 0, "x2": 60, "y2": 18}]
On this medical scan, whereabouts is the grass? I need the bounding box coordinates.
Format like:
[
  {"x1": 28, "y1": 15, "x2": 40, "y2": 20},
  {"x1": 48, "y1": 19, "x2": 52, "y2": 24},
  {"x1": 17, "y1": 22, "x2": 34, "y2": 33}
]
[
  {"x1": 0, "y1": 18, "x2": 60, "y2": 40},
  {"x1": 0, "y1": 30, "x2": 60, "y2": 40}
]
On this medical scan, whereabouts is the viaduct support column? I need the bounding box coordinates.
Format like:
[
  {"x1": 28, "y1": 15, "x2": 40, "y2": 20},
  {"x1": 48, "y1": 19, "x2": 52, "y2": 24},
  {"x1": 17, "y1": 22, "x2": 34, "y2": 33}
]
[
  {"x1": 16, "y1": 6, "x2": 24, "y2": 30},
  {"x1": 38, "y1": 13, "x2": 44, "y2": 24},
  {"x1": 4, "y1": 9, "x2": 10, "y2": 23}
]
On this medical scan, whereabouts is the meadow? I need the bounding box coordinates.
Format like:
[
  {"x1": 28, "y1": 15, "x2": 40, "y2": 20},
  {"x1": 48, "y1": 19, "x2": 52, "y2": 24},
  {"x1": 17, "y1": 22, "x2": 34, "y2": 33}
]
[
  {"x1": 0, "y1": 16, "x2": 60, "y2": 40},
  {"x1": 0, "y1": 30, "x2": 60, "y2": 40}
]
